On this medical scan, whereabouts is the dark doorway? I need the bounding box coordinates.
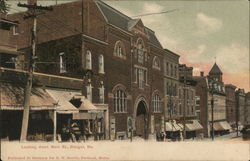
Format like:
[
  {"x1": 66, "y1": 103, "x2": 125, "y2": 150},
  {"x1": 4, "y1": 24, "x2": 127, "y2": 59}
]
[{"x1": 135, "y1": 101, "x2": 147, "y2": 139}]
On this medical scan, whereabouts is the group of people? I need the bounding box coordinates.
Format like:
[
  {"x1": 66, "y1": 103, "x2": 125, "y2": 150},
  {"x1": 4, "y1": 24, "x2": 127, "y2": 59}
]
[{"x1": 61, "y1": 122, "x2": 82, "y2": 141}]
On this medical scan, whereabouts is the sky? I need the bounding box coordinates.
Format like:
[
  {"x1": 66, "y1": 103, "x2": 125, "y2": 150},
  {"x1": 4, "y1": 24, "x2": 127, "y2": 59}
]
[{"x1": 7, "y1": 0, "x2": 250, "y2": 92}]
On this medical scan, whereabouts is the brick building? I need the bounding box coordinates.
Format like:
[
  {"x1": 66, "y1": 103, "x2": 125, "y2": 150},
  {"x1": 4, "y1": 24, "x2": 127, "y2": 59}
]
[
  {"x1": 194, "y1": 63, "x2": 231, "y2": 138},
  {"x1": 235, "y1": 88, "x2": 246, "y2": 129},
  {"x1": 7, "y1": 0, "x2": 165, "y2": 139},
  {"x1": 245, "y1": 92, "x2": 250, "y2": 125},
  {"x1": 225, "y1": 84, "x2": 236, "y2": 129}
]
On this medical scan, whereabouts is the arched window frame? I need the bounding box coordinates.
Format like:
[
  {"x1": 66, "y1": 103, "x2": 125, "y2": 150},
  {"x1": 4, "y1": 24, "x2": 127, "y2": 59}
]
[
  {"x1": 153, "y1": 94, "x2": 161, "y2": 113},
  {"x1": 98, "y1": 54, "x2": 104, "y2": 74},
  {"x1": 114, "y1": 41, "x2": 126, "y2": 59},
  {"x1": 152, "y1": 56, "x2": 160, "y2": 70},
  {"x1": 86, "y1": 50, "x2": 92, "y2": 70},
  {"x1": 136, "y1": 38, "x2": 145, "y2": 64},
  {"x1": 114, "y1": 90, "x2": 127, "y2": 113}
]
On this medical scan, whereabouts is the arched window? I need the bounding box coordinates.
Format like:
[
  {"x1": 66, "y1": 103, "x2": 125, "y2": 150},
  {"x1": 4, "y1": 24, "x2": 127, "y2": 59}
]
[
  {"x1": 114, "y1": 41, "x2": 126, "y2": 59},
  {"x1": 98, "y1": 54, "x2": 104, "y2": 74},
  {"x1": 86, "y1": 50, "x2": 92, "y2": 70},
  {"x1": 137, "y1": 39, "x2": 144, "y2": 64},
  {"x1": 114, "y1": 90, "x2": 127, "y2": 113},
  {"x1": 86, "y1": 79, "x2": 92, "y2": 102},
  {"x1": 153, "y1": 56, "x2": 160, "y2": 70},
  {"x1": 153, "y1": 94, "x2": 161, "y2": 112},
  {"x1": 99, "y1": 81, "x2": 105, "y2": 103}
]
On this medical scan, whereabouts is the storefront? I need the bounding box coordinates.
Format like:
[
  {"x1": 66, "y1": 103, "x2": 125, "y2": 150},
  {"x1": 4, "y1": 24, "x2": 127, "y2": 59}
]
[
  {"x1": 185, "y1": 120, "x2": 203, "y2": 139},
  {"x1": 213, "y1": 121, "x2": 231, "y2": 136},
  {"x1": 165, "y1": 120, "x2": 182, "y2": 141},
  {"x1": 1, "y1": 83, "x2": 56, "y2": 141},
  {"x1": 46, "y1": 89, "x2": 108, "y2": 142}
]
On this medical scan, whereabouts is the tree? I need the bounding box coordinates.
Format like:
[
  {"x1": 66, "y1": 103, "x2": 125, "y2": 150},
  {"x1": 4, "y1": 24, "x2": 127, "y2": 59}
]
[{"x1": 0, "y1": 0, "x2": 9, "y2": 14}]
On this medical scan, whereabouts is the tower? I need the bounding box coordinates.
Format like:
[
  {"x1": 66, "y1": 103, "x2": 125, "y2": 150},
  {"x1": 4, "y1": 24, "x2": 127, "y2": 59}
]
[{"x1": 209, "y1": 63, "x2": 223, "y2": 82}]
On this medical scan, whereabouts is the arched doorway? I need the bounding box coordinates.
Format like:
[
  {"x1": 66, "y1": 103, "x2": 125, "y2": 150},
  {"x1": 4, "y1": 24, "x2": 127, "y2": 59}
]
[{"x1": 135, "y1": 100, "x2": 148, "y2": 139}]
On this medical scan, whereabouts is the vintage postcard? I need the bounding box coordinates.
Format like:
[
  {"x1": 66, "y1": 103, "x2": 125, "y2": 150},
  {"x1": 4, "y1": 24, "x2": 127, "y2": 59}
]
[{"x1": 0, "y1": 0, "x2": 249, "y2": 160}]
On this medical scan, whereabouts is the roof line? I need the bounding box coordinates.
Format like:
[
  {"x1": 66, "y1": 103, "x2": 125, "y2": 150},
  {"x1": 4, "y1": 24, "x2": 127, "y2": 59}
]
[{"x1": 96, "y1": 0, "x2": 132, "y2": 21}]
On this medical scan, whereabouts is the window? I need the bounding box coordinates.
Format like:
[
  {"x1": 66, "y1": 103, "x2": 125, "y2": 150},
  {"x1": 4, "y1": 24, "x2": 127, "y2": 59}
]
[
  {"x1": 166, "y1": 62, "x2": 169, "y2": 75},
  {"x1": 114, "y1": 90, "x2": 127, "y2": 113},
  {"x1": 86, "y1": 50, "x2": 92, "y2": 70},
  {"x1": 153, "y1": 94, "x2": 161, "y2": 112},
  {"x1": 114, "y1": 41, "x2": 126, "y2": 59},
  {"x1": 98, "y1": 54, "x2": 104, "y2": 74},
  {"x1": 138, "y1": 43, "x2": 144, "y2": 64},
  {"x1": 134, "y1": 68, "x2": 138, "y2": 83},
  {"x1": 13, "y1": 25, "x2": 19, "y2": 35},
  {"x1": 86, "y1": 79, "x2": 92, "y2": 102},
  {"x1": 138, "y1": 68, "x2": 145, "y2": 89},
  {"x1": 179, "y1": 104, "x2": 182, "y2": 115},
  {"x1": 59, "y1": 52, "x2": 66, "y2": 73},
  {"x1": 170, "y1": 64, "x2": 173, "y2": 76},
  {"x1": 174, "y1": 66, "x2": 177, "y2": 77},
  {"x1": 195, "y1": 96, "x2": 200, "y2": 106},
  {"x1": 99, "y1": 81, "x2": 105, "y2": 103},
  {"x1": 153, "y1": 56, "x2": 160, "y2": 70}
]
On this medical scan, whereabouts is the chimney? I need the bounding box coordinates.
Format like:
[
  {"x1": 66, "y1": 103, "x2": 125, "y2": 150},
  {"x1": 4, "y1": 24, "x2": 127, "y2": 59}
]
[
  {"x1": 28, "y1": 0, "x2": 37, "y2": 5},
  {"x1": 200, "y1": 71, "x2": 204, "y2": 77}
]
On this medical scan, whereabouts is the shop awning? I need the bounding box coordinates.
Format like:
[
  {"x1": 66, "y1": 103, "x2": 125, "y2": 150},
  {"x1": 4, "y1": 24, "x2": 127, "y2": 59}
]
[
  {"x1": 0, "y1": 83, "x2": 56, "y2": 110},
  {"x1": 219, "y1": 121, "x2": 231, "y2": 130},
  {"x1": 46, "y1": 89, "x2": 79, "y2": 114},
  {"x1": 213, "y1": 121, "x2": 231, "y2": 131},
  {"x1": 72, "y1": 112, "x2": 102, "y2": 120},
  {"x1": 185, "y1": 120, "x2": 203, "y2": 131},
  {"x1": 165, "y1": 121, "x2": 182, "y2": 132}
]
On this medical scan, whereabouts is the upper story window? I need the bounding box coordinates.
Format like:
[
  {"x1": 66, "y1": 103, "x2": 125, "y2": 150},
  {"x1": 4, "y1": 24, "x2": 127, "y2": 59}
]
[
  {"x1": 114, "y1": 90, "x2": 127, "y2": 113},
  {"x1": 170, "y1": 64, "x2": 173, "y2": 77},
  {"x1": 166, "y1": 62, "x2": 169, "y2": 75},
  {"x1": 86, "y1": 79, "x2": 92, "y2": 102},
  {"x1": 136, "y1": 39, "x2": 145, "y2": 64},
  {"x1": 99, "y1": 81, "x2": 105, "y2": 103},
  {"x1": 174, "y1": 66, "x2": 177, "y2": 77},
  {"x1": 98, "y1": 54, "x2": 104, "y2": 74},
  {"x1": 138, "y1": 68, "x2": 145, "y2": 89},
  {"x1": 13, "y1": 25, "x2": 19, "y2": 35},
  {"x1": 153, "y1": 56, "x2": 160, "y2": 70},
  {"x1": 59, "y1": 52, "x2": 66, "y2": 73},
  {"x1": 114, "y1": 41, "x2": 126, "y2": 59},
  {"x1": 153, "y1": 94, "x2": 161, "y2": 113},
  {"x1": 86, "y1": 50, "x2": 92, "y2": 70}
]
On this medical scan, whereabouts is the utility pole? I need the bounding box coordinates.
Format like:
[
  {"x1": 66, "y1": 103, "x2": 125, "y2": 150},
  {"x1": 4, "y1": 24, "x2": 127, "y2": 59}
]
[
  {"x1": 211, "y1": 93, "x2": 214, "y2": 141},
  {"x1": 18, "y1": 2, "x2": 52, "y2": 141},
  {"x1": 182, "y1": 68, "x2": 187, "y2": 140}
]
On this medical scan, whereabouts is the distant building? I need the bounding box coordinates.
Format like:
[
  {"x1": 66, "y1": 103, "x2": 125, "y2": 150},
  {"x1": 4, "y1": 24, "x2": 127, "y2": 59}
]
[
  {"x1": 225, "y1": 84, "x2": 237, "y2": 129},
  {"x1": 235, "y1": 88, "x2": 246, "y2": 129},
  {"x1": 245, "y1": 92, "x2": 250, "y2": 125},
  {"x1": 0, "y1": 18, "x2": 22, "y2": 69},
  {"x1": 194, "y1": 63, "x2": 231, "y2": 138}
]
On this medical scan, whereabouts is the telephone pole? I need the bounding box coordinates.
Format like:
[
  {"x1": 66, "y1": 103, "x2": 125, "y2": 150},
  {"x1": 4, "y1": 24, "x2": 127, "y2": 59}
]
[
  {"x1": 18, "y1": 2, "x2": 52, "y2": 141},
  {"x1": 182, "y1": 68, "x2": 187, "y2": 140}
]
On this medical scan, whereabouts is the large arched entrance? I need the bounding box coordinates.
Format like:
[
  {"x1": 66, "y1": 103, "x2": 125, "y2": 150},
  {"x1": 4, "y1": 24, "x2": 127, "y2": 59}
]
[{"x1": 135, "y1": 100, "x2": 148, "y2": 139}]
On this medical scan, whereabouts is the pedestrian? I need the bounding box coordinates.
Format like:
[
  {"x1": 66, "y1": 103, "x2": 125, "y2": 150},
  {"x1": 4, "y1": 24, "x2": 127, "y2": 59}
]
[{"x1": 71, "y1": 122, "x2": 81, "y2": 141}]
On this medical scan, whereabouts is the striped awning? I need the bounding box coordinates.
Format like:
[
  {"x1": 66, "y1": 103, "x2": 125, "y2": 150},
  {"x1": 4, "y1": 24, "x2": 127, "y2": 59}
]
[
  {"x1": 165, "y1": 121, "x2": 182, "y2": 131},
  {"x1": 46, "y1": 89, "x2": 79, "y2": 114},
  {"x1": 185, "y1": 120, "x2": 203, "y2": 131},
  {"x1": 0, "y1": 83, "x2": 56, "y2": 110},
  {"x1": 213, "y1": 121, "x2": 231, "y2": 131}
]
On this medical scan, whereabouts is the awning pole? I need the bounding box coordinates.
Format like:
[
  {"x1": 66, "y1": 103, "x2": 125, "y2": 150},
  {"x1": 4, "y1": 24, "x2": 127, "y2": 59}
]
[{"x1": 53, "y1": 109, "x2": 57, "y2": 142}]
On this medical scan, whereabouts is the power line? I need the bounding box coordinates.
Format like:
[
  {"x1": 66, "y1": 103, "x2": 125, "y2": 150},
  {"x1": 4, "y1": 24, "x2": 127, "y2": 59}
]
[{"x1": 131, "y1": 9, "x2": 179, "y2": 18}]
